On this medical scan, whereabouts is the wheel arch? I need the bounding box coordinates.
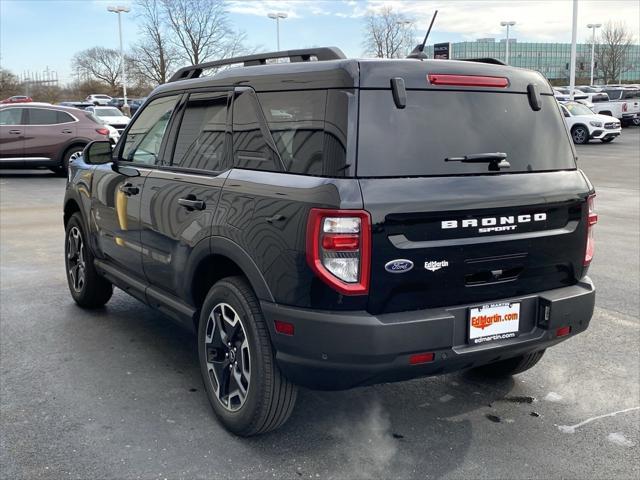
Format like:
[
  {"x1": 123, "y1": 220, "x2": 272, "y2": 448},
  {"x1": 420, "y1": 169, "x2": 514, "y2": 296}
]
[
  {"x1": 188, "y1": 236, "x2": 275, "y2": 326},
  {"x1": 58, "y1": 139, "x2": 89, "y2": 163},
  {"x1": 63, "y1": 197, "x2": 81, "y2": 227}
]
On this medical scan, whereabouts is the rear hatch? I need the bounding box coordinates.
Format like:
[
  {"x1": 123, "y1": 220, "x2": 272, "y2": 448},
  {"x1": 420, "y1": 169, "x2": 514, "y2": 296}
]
[{"x1": 356, "y1": 61, "x2": 592, "y2": 314}]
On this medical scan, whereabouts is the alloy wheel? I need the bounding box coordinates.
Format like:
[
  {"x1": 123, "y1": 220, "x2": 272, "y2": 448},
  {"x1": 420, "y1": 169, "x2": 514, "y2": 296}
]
[
  {"x1": 572, "y1": 127, "x2": 587, "y2": 144},
  {"x1": 67, "y1": 226, "x2": 86, "y2": 292},
  {"x1": 204, "y1": 303, "x2": 251, "y2": 412},
  {"x1": 69, "y1": 150, "x2": 83, "y2": 163}
]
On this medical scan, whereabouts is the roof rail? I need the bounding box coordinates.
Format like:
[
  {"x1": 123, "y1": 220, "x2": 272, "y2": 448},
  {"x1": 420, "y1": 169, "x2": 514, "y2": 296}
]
[
  {"x1": 461, "y1": 58, "x2": 506, "y2": 66},
  {"x1": 168, "y1": 47, "x2": 347, "y2": 83}
]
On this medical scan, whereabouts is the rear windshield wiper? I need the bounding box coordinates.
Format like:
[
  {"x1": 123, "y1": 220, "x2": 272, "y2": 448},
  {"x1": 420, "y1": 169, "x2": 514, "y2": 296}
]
[{"x1": 445, "y1": 152, "x2": 511, "y2": 171}]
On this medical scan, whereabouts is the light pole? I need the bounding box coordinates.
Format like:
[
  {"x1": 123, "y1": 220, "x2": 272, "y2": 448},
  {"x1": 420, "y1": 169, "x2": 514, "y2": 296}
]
[
  {"x1": 107, "y1": 5, "x2": 130, "y2": 109},
  {"x1": 500, "y1": 21, "x2": 516, "y2": 64},
  {"x1": 267, "y1": 12, "x2": 288, "y2": 51},
  {"x1": 568, "y1": 0, "x2": 578, "y2": 100},
  {"x1": 587, "y1": 23, "x2": 601, "y2": 85}
]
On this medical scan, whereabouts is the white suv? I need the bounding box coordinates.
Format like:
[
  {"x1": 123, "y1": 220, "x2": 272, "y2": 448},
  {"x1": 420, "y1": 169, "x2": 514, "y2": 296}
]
[
  {"x1": 559, "y1": 101, "x2": 621, "y2": 144},
  {"x1": 85, "y1": 94, "x2": 112, "y2": 106}
]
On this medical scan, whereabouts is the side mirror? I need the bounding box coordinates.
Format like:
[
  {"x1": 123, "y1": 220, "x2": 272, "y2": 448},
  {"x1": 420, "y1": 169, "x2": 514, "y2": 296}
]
[{"x1": 83, "y1": 140, "x2": 113, "y2": 165}]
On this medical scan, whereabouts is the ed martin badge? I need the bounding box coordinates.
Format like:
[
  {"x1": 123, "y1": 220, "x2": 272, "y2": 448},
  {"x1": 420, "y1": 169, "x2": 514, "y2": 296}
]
[{"x1": 424, "y1": 260, "x2": 449, "y2": 272}]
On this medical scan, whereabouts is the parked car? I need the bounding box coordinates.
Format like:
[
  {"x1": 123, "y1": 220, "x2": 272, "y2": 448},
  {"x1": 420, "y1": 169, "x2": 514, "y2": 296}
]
[
  {"x1": 559, "y1": 101, "x2": 621, "y2": 144},
  {"x1": 0, "y1": 103, "x2": 109, "y2": 173},
  {"x1": 84, "y1": 106, "x2": 130, "y2": 134},
  {"x1": 85, "y1": 94, "x2": 112, "y2": 106},
  {"x1": 128, "y1": 97, "x2": 146, "y2": 115},
  {"x1": 58, "y1": 101, "x2": 94, "y2": 109},
  {"x1": 1, "y1": 95, "x2": 33, "y2": 104},
  {"x1": 64, "y1": 47, "x2": 597, "y2": 436},
  {"x1": 599, "y1": 88, "x2": 640, "y2": 126}
]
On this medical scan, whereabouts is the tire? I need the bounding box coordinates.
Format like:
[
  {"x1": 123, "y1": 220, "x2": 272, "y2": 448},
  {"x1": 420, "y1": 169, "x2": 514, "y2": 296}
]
[
  {"x1": 65, "y1": 213, "x2": 113, "y2": 308},
  {"x1": 601, "y1": 137, "x2": 615, "y2": 143},
  {"x1": 470, "y1": 350, "x2": 545, "y2": 378},
  {"x1": 54, "y1": 145, "x2": 85, "y2": 176},
  {"x1": 571, "y1": 125, "x2": 590, "y2": 144},
  {"x1": 632, "y1": 117, "x2": 640, "y2": 127},
  {"x1": 198, "y1": 276, "x2": 297, "y2": 436}
]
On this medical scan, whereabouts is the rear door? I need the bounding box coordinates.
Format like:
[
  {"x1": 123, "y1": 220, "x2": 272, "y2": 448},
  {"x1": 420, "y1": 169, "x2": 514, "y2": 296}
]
[
  {"x1": 0, "y1": 107, "x2": 25, "y2": 164},
  {"x1": 140, "y1": 90, "x2": 231, "y2": 301},
  {"x1": 24, "y1": 107, "x2": 77, "y2": 162},
  {"x1": 356, "y1": 86, "x2": 591, "y2": 315}
]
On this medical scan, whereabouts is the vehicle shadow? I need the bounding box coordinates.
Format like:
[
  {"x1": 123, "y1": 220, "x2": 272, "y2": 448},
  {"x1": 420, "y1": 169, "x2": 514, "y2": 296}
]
[
  {"x1": 58, "y1": 295, "x2": 517, "y2": 480},
  {"x1": 0, "y1": 169, "x2": 60, "y2": 178}
]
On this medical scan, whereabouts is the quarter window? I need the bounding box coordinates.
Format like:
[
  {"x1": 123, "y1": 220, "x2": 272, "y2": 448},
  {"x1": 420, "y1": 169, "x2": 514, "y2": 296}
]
[
  {"x1": 172, "y1": 92, "x2": 229, "y2": 171},
  {"x1": 0, "y1": 109, "x2": 22, "y2": 125},
  {"x1": 121, "y1": 95, "x2": 179, "y2": 165}
]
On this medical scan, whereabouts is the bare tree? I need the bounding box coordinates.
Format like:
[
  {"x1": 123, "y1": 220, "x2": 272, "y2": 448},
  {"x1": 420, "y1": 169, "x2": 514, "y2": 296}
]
[
  {"x1": 132, "y1": 0, "x2": 178, "y2": 85},
  {"x1": 0, "y1": 68, "x2": 22, "y2": 98},
  {"x1": 594, "y1": 22, "x2": 635, "y2": 84},
  {"x1": 363, "y1": 7, "x2": 415, "y2": 59},
  {"x1": 161, "y1": 0, "x2": 246, "y2": 66},
  {"x1": 72, "y1": 47, "x2": 126, "y2": 91}
]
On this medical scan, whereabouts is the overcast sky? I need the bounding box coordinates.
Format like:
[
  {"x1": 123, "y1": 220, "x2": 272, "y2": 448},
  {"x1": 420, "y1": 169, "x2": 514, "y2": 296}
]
[{"x1": 1, "y1": 0, "x2": 638, "y2": 83}]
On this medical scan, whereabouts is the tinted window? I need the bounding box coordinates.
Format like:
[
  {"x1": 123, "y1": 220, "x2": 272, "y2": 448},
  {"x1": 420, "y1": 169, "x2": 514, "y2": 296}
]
[
  {"x1": 232, "y1": 90, "x2": 279, "y2": 172},
  {"x1": 57, "y1": 111, "x2": 75, "y2": 123},
  {"x1": 172, "y1": 92, "x2": 228, "y2": 171},
  {"x1": 0, "y1": 108, "x2": 22, "y2": 125},
  {"x1": 357, "y1": 91, "x2": 575, "y2": 177},
  {"x1": 121, "y1": 95, "x2": 179, "y2": 165},
  {"x1": 257, "y1": 91, "x2": 326, "y2": 175},
  {"x1": 27, "y1": 108, "x2": 61, "y2": 125},
  {"x1": 604, "y1": 90, "x2": 622, "y2": 100},
  {"x1": 623, "y1": 90, "x2": 640, "y2": 99}
]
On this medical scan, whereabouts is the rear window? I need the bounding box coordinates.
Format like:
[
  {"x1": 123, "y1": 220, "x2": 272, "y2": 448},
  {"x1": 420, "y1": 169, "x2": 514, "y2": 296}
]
[
  {"x1": 357, "y1": 90, "x2": 576, "y2": 177},
  {"x1": 604, "y1": 90, "x2": 622, "y2": 100}
]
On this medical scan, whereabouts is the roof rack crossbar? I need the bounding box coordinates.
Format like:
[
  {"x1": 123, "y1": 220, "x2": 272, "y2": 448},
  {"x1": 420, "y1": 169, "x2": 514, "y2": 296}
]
[{"x1": 168, "y1": 47, "x2": 346, "y2": 83}]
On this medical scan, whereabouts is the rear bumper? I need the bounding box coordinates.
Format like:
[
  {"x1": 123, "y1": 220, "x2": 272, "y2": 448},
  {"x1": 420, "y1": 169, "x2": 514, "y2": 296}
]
[{"x1": 262, "y1": 278, "x2": 595, "y2": 390}]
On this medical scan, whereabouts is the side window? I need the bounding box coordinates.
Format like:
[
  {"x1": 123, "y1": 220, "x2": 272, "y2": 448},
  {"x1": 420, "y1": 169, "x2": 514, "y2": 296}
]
[
  {"x1": 561, "y1": 106, "x2": 570, "y2": 117},
  {"x1": 27, "y1": 108, "x2": 59, "y2": 125},
  {"x1": 172, "y1": 92, "x2": 229, "y2": 171},
  {"x1": 0, "y1": 109, "x2": 22, "y2": 125},
  {"x1": 257, "y1": 90, "x2": 327, "y2": 176},
  {"x1": 121, "y1": 95, "x2": 180, "y2": 165},
  {"x1": 56, "y1": 111, "x2": 75, "y2": 124},
  {"x1": 232, "y1": 90, "x2": 279, "y2": 172}
]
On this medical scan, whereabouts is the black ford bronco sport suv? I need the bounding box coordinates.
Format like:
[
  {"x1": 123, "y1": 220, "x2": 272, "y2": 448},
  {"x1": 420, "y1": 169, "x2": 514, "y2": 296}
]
[{"x1": 63, "y1": 47, "x2": 597, "y2": 436}]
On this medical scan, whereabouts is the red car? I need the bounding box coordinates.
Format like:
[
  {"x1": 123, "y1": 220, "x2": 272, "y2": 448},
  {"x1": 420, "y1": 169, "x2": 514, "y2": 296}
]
[{"x1": 1, "y1": 96, "x2": 33, "y2": 104}]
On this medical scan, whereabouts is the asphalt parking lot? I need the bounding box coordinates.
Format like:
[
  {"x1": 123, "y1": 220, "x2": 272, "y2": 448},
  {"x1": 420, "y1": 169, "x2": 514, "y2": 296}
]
[{"x1": 1, "y1": 129, "x2": 639, "y2": 479}]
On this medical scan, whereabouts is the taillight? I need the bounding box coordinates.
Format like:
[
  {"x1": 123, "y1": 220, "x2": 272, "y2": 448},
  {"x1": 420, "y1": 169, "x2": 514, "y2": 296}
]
[
  {"x1": 622, "y1": 103, "x2": 628, "y2": 112},
  {"x1": 584, "y1": 194, "x2": 598, "y2": 266},
  {"x1": 96, "y1": 127, "x2": 110, "y2": 136},
  {"x1": 306, "y1": 209, "x2": 371, "y2": 295},
  {"x1": 427, "y1": 74, "x2": 509, "y2": 88}
]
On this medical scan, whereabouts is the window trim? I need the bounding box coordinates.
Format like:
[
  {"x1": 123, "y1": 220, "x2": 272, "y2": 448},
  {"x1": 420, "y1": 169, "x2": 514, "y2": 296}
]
[{"x1": 115, "y1": 91, "x2": 184, "y2": 168}]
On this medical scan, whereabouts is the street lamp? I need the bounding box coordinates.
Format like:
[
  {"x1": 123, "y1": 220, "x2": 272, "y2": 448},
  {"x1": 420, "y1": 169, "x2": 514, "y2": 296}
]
[
  {"x1": 267, "y1": 12, "x2": 288, "y2": 51},
  {"x1": 587, "y1": 23, "x2": 602, "y2": 85},
  {"x1": 107, "y1": 5, "x2": 130, "y2": 109},
  {"x1": 500, "y1": 21, "x2": 516, "y2": 64}
]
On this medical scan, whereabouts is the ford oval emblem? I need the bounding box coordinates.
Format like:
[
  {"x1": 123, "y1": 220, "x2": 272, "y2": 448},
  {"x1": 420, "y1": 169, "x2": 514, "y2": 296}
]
[{"x1": 385, "y1": 259, "x2": 414, "y2": 273}]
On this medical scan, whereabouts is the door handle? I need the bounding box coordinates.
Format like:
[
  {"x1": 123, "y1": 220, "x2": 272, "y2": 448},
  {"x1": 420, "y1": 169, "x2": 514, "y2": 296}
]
[
  {"x1": 118, "y1": 182, "x2": 139, "y2": 196},
  {"x1": 178, "y1": 195, "x2": 205, "y2": 211},
  {"x1": 62, "y1": 129, "x2": 73, "y2": 134},
  {"x1": 8, "y1": 129, "x2": 22, "y2": 135}
]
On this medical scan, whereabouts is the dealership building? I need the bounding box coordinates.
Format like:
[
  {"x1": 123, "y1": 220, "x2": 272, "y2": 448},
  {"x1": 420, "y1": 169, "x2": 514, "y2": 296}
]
[{"x1": 426, "y1": 39, "x2": 640, "y2": 82}]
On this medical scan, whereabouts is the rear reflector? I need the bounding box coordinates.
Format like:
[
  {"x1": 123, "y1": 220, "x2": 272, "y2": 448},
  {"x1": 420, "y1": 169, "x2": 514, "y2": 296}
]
[
  {"x1": 556, "y1": 326, "x2": 571, "y2": 337},
  {"x1": 428, "y1": 74, "x2": 509, "y2": 88},
  {"x1": 274, "y1": 320, "x2": 295, "y2": 336},
  {"x1": 409, "y1": 352, "x2": 435, "y2": 365}
]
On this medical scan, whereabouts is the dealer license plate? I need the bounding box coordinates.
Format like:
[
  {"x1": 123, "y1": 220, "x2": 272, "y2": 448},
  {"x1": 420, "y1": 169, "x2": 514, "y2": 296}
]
[{"x1": 468, "y1": 302, "x2": 520, "y2": 345}]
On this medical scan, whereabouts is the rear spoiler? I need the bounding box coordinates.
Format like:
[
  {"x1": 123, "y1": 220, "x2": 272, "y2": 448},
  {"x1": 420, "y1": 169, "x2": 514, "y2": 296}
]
[{"x1": 461, "y1": 58, "x2": 506, "y2": 66}]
